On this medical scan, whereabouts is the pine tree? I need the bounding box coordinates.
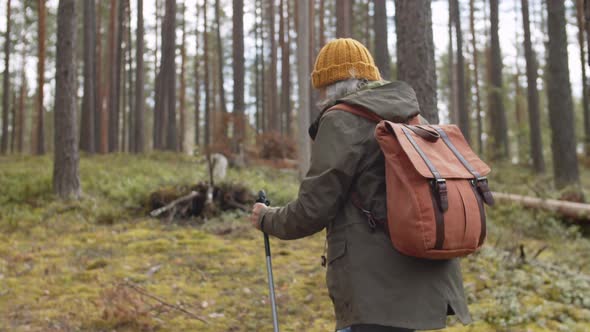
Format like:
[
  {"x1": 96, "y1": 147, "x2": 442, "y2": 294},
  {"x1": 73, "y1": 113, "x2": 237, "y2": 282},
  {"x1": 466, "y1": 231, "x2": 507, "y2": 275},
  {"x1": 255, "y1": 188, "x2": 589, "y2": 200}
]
[
  {"x1": 297, "y1": 0, "x2": 310, "y2": 177},
  {"x1": 134, "y1": 0, "x2": 145, "y2": 153},
  {"x1": 80, "y1": 0, "x2": 96, "y2": 153},
  {"x1": 488, "y1": 0, "x2": 509, "y2": 159},
  {"x1": 33, "y1": 0, "x2": 46, "y2": 155},
  {"x1": 53, "y1": 0, "x2": 80, "y2": 199},
  {"x1": 546, "y1": 0, "x2": 580, "y2": 188},
  {"x1": 373, "y1": 0, "x2": 390, "y2": 80},
  {"x1": 453, "y1": 0, "x2": 470, "y2": 142},
  {"x1": 1, "y1": 0, "x2": 12, "y2": 154},
  {"x1": 233, "y1": 0, "x2": 245, "y2": 147},
  {"x1": 395, "y1": 0, "x2": 438, "y2": 123}
]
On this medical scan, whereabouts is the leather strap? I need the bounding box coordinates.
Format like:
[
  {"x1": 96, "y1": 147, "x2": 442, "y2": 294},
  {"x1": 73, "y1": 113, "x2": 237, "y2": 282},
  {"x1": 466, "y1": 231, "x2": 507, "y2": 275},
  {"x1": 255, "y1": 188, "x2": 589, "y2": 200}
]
[
  {"x1": 434, "y1": 127, "x2": 494, "y2": 206},
  {"x1": 325, "y1": 103, "x2": 422, "y2": 126}
]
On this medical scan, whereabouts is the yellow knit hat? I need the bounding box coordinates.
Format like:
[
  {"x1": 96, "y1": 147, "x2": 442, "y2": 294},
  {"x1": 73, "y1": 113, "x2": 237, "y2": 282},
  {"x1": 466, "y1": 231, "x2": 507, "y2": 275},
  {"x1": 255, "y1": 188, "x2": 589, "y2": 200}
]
[{"x1": 311, "y1": 38, "x2": 382, "y2": 89}]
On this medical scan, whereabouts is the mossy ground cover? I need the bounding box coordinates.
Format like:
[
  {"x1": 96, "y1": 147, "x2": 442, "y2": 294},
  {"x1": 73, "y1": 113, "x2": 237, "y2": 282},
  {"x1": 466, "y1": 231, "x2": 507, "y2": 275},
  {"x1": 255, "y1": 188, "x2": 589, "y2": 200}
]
[{"x1": 1, "y1": 153, "x2": 589, "y2": 331}]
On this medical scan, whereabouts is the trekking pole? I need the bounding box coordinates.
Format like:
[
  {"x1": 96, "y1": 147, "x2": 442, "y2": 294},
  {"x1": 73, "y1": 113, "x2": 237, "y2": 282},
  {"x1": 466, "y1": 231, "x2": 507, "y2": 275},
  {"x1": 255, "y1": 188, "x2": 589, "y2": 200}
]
[{"x1": 256, "y1": 190, "x2": 280, "y2": 332}]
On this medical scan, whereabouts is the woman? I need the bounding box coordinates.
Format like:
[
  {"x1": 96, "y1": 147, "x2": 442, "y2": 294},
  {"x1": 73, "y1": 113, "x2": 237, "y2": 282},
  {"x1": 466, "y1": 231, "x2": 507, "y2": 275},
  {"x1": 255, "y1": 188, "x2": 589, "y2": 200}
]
[{"x1": 250, "y1": 38, "x2": 472, "y2": 332}]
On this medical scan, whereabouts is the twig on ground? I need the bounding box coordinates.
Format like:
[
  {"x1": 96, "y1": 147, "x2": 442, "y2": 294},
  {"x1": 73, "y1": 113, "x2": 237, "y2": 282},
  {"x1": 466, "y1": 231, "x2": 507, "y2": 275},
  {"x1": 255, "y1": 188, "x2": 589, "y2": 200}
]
[{"x1": 121, "y1": 281, "x2": 209, "y2": 324}]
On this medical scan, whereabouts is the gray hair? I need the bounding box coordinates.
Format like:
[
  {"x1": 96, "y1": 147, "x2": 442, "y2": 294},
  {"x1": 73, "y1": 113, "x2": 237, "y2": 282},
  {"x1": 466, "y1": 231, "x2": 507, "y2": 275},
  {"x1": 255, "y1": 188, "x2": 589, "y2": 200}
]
[{"x1": 318, "y1": 78, "x2": 368, "y2": 110}]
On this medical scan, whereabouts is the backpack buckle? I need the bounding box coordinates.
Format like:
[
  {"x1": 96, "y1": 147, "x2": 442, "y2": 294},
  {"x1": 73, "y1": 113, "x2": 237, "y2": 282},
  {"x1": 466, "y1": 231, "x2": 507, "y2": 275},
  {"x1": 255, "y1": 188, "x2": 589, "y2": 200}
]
[
  {"x1": 475, "y1": 177, "x2": 495, "y2": 206},
  {"x1": 432, "y1": 179, "x2": 449, "y2": 212}
]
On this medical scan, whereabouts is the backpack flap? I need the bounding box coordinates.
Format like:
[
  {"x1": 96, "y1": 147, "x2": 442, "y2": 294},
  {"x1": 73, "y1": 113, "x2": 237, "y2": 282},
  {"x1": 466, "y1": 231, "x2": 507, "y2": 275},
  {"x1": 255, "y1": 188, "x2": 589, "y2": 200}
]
[{"x1": 377, "y1": 122, "x2": 491, "y2": 180}]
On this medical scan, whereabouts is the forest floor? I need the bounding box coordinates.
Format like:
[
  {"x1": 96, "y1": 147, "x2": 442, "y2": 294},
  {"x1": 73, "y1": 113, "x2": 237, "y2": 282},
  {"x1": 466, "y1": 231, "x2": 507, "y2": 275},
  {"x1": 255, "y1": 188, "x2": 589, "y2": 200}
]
[{"x1": 1, "y1": 153, "x2": 590, "y2": 332}]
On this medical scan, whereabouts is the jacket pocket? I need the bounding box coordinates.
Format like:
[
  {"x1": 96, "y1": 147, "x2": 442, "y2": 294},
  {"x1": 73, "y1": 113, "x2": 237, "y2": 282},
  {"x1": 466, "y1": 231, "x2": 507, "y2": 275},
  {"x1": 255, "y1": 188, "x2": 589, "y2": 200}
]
[{"x1": 328, "y1": 240, "x2": 347, "y2": 265}]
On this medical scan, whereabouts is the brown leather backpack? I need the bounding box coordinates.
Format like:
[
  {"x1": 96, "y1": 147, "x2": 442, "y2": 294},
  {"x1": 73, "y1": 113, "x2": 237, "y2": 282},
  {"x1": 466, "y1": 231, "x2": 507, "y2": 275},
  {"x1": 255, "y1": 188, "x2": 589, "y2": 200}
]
[{"x1": 327, "y1": 103, "x2": 494, "y2": 260}]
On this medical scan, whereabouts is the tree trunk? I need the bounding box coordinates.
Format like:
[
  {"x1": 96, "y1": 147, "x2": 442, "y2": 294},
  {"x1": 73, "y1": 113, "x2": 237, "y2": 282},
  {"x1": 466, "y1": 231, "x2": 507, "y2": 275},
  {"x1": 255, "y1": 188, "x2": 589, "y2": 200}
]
[
  {"x1": 134, "y1": 0, "x2": 145, "y2": 153},
  {"x1": 81, "y1": 0, "x2": 96, "y2": 153},
  {"x1": 107, "y1": 0, "x2": 120, "y2": 152},
  {"x1": 373, "y1": 0, "x2": 390, "y2": 80},
  {"x1": 319, "y1": 0, "x2": 325, "y2": 47},
  {"x1": 53, "y1": 0, "x2": 81, "y2": 199},
  {"x1": 469, "y1": 0, "x2": 483, "y2": 154},
  {"x1": 395, "y1": 0, "x2": 438, "y2": 124},
  {"x1": 214, "y1": 0, "x2": 228, "y2": 140},
  {"x1": 163, "y1": 0, "x2": 177, "y2": 151},
  {"x1": 493, "y1": 192, "x2": 590, "y2": 222},
  {"x1": 336, "y1": 0, "x2": 352, "y2": 38},
  {"x1": 254, "y1": 0, "x2": 261, "y2": 134},
  {"x1": 448, "y1": 0, "x2": 457, "y2": 124},
  {"x1": 309, "y1": 0, "x2": 319, "y2": 123},
  {"x1": 96, "y1": 0, "x2": 107, "y2": 153},
  {"x1": 153, "y1": 0, "x2": 161, "y2": 148},
  {"x1": 17, "y1": 71, "x2": 25, "y2": 153},
  {"x1": 521, "y1": 0, "x2": 545, "y2": 173},
  {"x1": 194, "y1": 1, "x2": 201, "y2": 147},
  {"x1": 203, "y1": 0, "x2": 210, "y2": 147},
  {"x1": 124, "y1": 0, "x2": 133, "y2": 152},
  {"x1": 267, "y1": 0, "x2": 279, "y2": 132},
  {"x1": 577, "y1": 0, "x2": 590, "y2": 156},
  {"x1": 279, "y1": 0, "x2": 290, "y2": 136},
  {"x1": 1, "y1": 0, "x2": 11, "y2": 154},
  {"x1": 179, "y1": 2, "x2": 186, "y2": 152},
  {"x1": 452, "y1": 0, "x2": 469, "y2": 142},
  {"x1": 488, "y1": 0, "x2": 509, "y2": 160},
  {"x1": 297, "y1": 0, "x2": 311, "y2": 178},
  {"x1": 233, "y1": 0, "x2": 245, "y2": 148},
  {"x1": 546, "y1": 0, "x2": 580, "y2": 189},
  {"x1": 34, "y1": 0, "x2": 46, "y2": 155},
  {"x1": 9, "y1": 92, "x2": 15, "y2": 153}
]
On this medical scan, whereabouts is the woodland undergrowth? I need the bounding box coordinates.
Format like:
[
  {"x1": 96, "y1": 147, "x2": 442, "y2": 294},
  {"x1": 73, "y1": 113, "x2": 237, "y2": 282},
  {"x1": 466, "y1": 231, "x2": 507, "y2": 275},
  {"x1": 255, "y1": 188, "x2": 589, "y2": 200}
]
[{"x1": 0, "y1": 153, "x2": 589, "y2": 331}]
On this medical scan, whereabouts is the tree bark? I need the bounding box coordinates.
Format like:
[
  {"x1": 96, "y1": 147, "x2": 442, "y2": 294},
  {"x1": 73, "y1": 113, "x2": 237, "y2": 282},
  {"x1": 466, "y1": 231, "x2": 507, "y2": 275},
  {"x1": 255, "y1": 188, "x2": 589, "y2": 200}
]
[
  {"x1": 134, "y1": 0, "x2": 145, "y2": 153},
  {"x1": 254, "y1": 0, "x2": 261, "y2": 134},
  {"x1": 469, "y1": 0, "x2": 483, "y2": 154},
  {"x1": 521, "y1": 0, "x2": 545, "y2": 173},
  {"x1": 1, "y1": 0, "x2": 11, "y2": 154},
  {"x1": 194, "y1": 1, "x2": 201, "y2": 147},
  {"x1": 179, "y1": 2, "x2": 186, "y2": 152},
  {"x1": 203, "y1": 0, "x2": 210, "y2": 147},
  {"x1": 233, "y1": 0, "x2": 245, "y2": 148},
  {"x1": 53, "y1": 0, "x2": 81, "y2": 199},
  {"x1": 214, "y1": 0, "x2": 228, "y2": 139},
  {"x1": 34, "y1": 0, "x2": 46, "y2": 155},
  {"x1": 107, "y1": 0, "x2": 120, "y2": 152},
  {"x1": 488, "y1": 0, "x2": 509, "y2": 160},
  {"x1": 395, "y1": 0, "x2": 438, "y2": 124},
  {"x1": 546, "y1": 0, "x2": 580, "y2": 189},
  {"x1": 319, "y1": 0, "x2": 325, "y2": 47},
  {"x1": 373, "y1": 0, "x2": 390, "y2": 80},
  {"x1": 279, "y1": 0, "x2": 291, "y2": 136},
  {"x1": 163, "y1": 0, "x2": 177, "y2": 151},
  {"x1": 96, "y1": 0, "x2": 107, "y2": 153},
  {"x1": 16, "y1": 69, "x2": 25, "y2": 153},
  {"x1": 452, "y1": 0, "x2": 469, "y2": 143},
  {"x1": 577, "y1": 0, "x2": 590, "y2": 156},
  {"x1": 297, "y1": 0, "x2": 311, "y2": 178},
  {"x1": 267, "y1": 0, "x2": 279, "y2": 132},
  {"x1": 81, "y1": 0, "x2": 96, "y2": 153},
  {"x1": 125, "y1": 0, "x2": 133, "y2": 152},
  {"x1": 336, "y1": 0, "x2": 352, "y2": 38}
]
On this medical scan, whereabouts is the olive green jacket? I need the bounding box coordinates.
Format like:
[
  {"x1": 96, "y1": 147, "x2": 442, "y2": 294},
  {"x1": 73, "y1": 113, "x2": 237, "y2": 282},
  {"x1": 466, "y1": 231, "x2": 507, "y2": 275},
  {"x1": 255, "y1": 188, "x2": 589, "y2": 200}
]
[{"x1": 259, "y1": 81, "x2": 472, "y2": 330}]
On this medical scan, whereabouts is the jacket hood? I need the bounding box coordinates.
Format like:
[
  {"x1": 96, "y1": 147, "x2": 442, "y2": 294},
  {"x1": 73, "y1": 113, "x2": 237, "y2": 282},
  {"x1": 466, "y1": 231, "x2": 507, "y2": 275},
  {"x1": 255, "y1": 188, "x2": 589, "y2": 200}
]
[
  {"x1": 334, "y1": 80, "x2": 421, "y2": 122},
  {"x1": 308, "y1": 80, "x2": 421, "y2": 139}
]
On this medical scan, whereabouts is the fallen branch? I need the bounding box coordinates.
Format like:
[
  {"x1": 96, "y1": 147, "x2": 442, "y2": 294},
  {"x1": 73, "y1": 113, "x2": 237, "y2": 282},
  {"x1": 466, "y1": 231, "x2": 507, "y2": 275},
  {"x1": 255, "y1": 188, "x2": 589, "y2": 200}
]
[
  {"x1": 122, "y1": 281, "x2": 209, "y2": 324},
  {"x1": 150, "y1": 191, "x2": 200, "y2": 217},
  {"x1": 492, "y1": 192, "x2": 590, "y2": 221}
]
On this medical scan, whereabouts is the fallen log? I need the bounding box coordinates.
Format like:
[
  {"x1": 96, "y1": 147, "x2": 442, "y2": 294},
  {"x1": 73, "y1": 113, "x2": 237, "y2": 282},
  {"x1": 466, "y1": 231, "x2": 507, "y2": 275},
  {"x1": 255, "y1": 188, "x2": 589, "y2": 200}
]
[
  {"x1": 492, "y1": 192, "x2": 590, "y2": 221},
  {"x1": 150, "y1": 191, "x2": 200, "y2": 217}
]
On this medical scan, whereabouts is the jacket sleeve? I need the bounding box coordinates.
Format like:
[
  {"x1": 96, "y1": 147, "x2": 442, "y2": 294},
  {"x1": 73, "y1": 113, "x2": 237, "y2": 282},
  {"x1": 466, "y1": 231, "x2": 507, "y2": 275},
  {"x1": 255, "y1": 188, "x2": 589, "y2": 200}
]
[{"x1": 258, "y1": 111, "x2": 366, "y2": 240}]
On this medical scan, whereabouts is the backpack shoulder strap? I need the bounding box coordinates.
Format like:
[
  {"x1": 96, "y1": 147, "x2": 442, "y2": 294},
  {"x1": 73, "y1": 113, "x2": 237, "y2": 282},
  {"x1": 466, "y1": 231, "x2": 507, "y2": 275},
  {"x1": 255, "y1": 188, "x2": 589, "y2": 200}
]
[{"x1": 326, "y1": 103, "x2": 421, "y2": 125}]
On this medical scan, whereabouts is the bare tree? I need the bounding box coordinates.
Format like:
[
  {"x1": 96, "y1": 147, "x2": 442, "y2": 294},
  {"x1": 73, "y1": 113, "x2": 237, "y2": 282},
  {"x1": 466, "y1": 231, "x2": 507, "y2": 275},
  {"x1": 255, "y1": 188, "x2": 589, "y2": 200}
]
[
  {"x1": 297, "y1": 0, "x2": 311, "y2": 178},
  {"x1": 336, "y1": 0, "x2": 353, "y2": 38},
  {"x1": 452, "y1": 0, "x2": 470, "y2": 142},
  {"x1": 1, "y1": 0, "x2": 11, "y2": 154},
  {"x1": 488, "y1": 0, "x2": 509, "y2": 159},
  {"x1": 469, "y1": 0, "x2": 483, "y2": 154},
  {"x1": 53, "y1": 0, "x2": 81, "y2": 199},
  {"x1": 233, "y1": 0, "x2": 245, "y2": 147},
  {"x1": 546, "y1": 0, "x2": 580, "y2": 188},
  {"x1": 81, "y1": 0, "x2": 96, "y2": 153},
  {"x1": 577, "y1": 0, "x2": 589, "y2": 156},
  {"x1": 134, "y1": 0, "x2": 145, "y2": 153},
  {"x1": 373, "y1": 0, "x2": 390, "y2": 80},
  {"x1": 179, "y1": 2, "x2": 186, "y2": 152},
  {"x1": 521, "y1": 0, "x2": 545, "y2": 173},
  {"x1": 395, "y1": 0, "x2": 438, "y2": 123}
]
